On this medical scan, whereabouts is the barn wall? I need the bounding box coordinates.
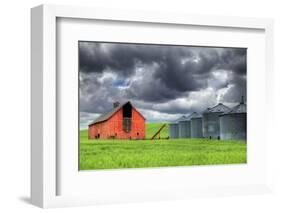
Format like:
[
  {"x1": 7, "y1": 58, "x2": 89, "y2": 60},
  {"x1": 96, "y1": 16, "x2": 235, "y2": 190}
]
[
  {"x1": 88, "y1": 107, "x2": 145, "y2": 140},
  {"x1": 88, "y1": 122, "x2": 105, "y2": 139}
]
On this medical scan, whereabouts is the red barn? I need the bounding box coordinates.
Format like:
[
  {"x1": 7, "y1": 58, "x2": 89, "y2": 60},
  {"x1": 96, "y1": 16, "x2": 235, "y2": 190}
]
[{"x1": 88, "y1": 101, "x2": 146, "y2": 140}]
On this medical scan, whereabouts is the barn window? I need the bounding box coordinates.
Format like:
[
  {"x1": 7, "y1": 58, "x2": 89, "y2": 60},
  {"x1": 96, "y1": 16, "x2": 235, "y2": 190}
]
[{"x1": 123, "y1": 102, "x2": 132, "y2": 133}]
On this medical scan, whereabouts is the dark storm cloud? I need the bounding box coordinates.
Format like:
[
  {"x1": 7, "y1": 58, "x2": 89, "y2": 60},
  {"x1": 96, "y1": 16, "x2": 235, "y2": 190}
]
[
  {"x1": 79, "y1": 41, "x2": 246, "y2": 124},
  {"x1": 79, "y1": 42, "x2": 139, "y2": 76},
  {"x1": 218, "y1": 48, "x2": 247, "y2": 75},
  {"x1": 79, "y1": 72, "x2": 126, "y2": 113},
  {"x1": 79, "y1": 42, "x2": 184, "y2": 77}
]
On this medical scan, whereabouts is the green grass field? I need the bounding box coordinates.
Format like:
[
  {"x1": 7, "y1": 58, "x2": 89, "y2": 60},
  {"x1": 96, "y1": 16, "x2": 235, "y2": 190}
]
[{"x1": 79, "y1": 123, "x2": 246, "y2": 170}]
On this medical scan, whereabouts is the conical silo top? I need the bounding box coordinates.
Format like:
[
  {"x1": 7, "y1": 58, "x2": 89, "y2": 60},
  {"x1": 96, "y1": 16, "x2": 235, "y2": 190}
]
[
  {"x1": 205, "y1": 103, "x2": 231, "y2": 113},
  {"x1": 188, "y1": 112, "x2": 202, "y2": 119},
  {"x1": 174, "y1": 115, "x2": 188, "y2": 122},
  {"x1": 203, "y1": 107, "x2": 211, "y2": 113},
  {"x1": 228, "y1": 103, "x2": 247, "y2": 114}
]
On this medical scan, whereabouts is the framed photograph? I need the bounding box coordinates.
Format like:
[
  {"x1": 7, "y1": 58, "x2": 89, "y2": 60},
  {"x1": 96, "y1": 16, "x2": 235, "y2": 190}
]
[
  {"x1": 31, "y1": 4, "x2": 274, "y2": 208},
  {"x1": 78, "y1": 41, "x2": 248, "y2": 170}
]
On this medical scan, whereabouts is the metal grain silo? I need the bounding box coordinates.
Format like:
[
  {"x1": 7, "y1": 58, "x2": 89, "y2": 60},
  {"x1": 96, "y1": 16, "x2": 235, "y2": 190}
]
[
  {"x1": 219, "y1": 102, "x2": 247, "y2": 140},
  {"x1": 190, "y1": 112, "x2": 203, "y2": 138},
  {"x1": 178, "y1": 117, "x2": 191, "y2": 138},
  {"x1": 202, "y1": 103, "x2": 230, "y2": 139},
  {"x1": 169, "y1": 116, "x2": 185, "y2": 139},
  {"x1": 169, "y1": 123, "x2": 179, "y2": 139}
]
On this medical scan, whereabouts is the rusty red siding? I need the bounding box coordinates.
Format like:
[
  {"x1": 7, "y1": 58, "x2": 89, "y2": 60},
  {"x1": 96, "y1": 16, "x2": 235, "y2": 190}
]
[{"x1": 88, "y1": 107, "x2": 145, "y2": 140}]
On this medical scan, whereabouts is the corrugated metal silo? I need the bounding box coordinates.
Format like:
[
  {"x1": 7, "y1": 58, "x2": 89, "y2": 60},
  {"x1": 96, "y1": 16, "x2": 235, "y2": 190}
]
[
  {"x1": 178, "y1": 116, "x2": 191, "y2": 138},
  {"x1": 169, "y1": 116, "x2": 185, "y2": 139},
  {"x1": 190, "y1": 112, "x2": 203, "y2": 138},
  {"x1": 169, "y1": 123, "x2": 179, "y2": 139},
  {"x1": 169, "y1": 115, "x2": 187, "y2": 138},
  {"x1": 219, "y1": 102, "x2": 247, "y2": 140},
  {"x1": 202, "y1": 103, "x2": 230, "y2": 139}
]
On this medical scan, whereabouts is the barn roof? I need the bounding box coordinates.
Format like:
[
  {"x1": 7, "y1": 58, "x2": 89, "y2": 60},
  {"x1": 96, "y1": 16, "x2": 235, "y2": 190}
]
[{"x1": 88, "y1": 101, "x2": 145, "y2": 126}]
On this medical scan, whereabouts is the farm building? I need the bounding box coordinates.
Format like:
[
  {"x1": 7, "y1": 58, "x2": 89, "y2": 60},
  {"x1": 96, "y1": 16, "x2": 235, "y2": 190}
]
[
  {"x1": 190, "y1": 112, "x2": 203, "y2": 138},
  {"x1": 178, "y1": 112, "x2": 202, "y2": 138},
  {"x1": 219, "y1": 101, "x2": 247, "y2": 140},
  {"x1": 169, "y1": 116, "x2": 186, "y2": 139},
  {"x1": 88, "y1": 101, "x2": 146, "y2": 139},
  {"x1": 178, "y1": 117, "x2": 191, "y2": 138},
  {"x1": 202, "y1": 103, "x2": 231, "y2": 139},
  {"x1": 168, "y1": 101, "x2": 246, "y2": 141},
  {"x1": 178, "y1": 115, "x2": 191, "y2": 138},
  {"x1": 169, "y1": 123, "x2": 179, "y2": 139}
]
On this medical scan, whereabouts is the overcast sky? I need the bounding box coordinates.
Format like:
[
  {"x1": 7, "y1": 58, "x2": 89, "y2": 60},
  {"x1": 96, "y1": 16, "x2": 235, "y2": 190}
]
[{"x1": 79, "y1": 41, "x2": 246, "y2": 129}]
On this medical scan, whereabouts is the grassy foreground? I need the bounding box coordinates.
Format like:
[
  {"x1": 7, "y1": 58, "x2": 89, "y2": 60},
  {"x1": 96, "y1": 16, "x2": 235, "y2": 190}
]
[{"x1": 79, "y1": 123, "x2": 246, "y2": 170}]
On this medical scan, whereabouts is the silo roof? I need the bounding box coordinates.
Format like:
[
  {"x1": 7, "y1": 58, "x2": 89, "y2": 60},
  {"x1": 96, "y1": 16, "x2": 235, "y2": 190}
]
[
  {"x1": 203, "y1": 107, "x2": 211, "y2": 113},
  {"x1": 204, "y1": 103, "x2": 231, "y2": 113},
  {"x1": 188, "y1": 112, "x2": 202, "y2": 119},
  {"x1": 175, "y1": 115, "x2": 189, "y2": 122},
  {"x1": 176, "y1": 112, "x2": 202, "y2": 123},
  {"x1": 227, "y1": 103, "x2": 247, "y2": 114}
]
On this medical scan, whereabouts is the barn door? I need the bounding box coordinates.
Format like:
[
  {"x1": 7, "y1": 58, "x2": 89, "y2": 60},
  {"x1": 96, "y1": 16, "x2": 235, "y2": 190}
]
[
  {"x1": 123, "y1": 102, "x2": 132, "y2": 133},
  {"x1": 123, "y1": 118, "x2": 132, "y2": 133}
]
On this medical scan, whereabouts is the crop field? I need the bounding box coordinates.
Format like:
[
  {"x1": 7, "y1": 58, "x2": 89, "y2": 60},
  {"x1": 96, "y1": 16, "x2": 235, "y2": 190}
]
[{"x1": 79, "y1": 123, "x2": 246, "y2": 170}]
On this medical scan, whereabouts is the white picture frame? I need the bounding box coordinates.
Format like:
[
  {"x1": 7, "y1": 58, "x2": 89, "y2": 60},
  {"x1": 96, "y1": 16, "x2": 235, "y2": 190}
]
[{"x1": 31, "y1": 4, "x2": 274, "y2": 208}]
